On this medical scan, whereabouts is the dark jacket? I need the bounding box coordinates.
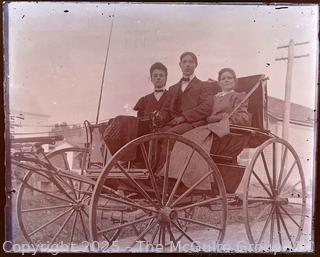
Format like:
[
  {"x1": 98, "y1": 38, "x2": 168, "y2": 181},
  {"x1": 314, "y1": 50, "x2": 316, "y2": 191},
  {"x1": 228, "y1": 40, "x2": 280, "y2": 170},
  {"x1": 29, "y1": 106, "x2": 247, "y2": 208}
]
[
  {"x1": 160, "y1": 77, "x2": 220, "y2": 125},
  {"x1": 133, "y1": 91, "x2": 168, "y2": 119}
]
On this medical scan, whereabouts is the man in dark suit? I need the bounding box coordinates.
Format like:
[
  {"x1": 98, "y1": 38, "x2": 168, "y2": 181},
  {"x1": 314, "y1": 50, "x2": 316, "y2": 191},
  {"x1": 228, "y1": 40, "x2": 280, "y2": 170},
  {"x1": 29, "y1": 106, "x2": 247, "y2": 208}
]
[
  {"x1": 133, "y1": 62, "x2": 169, "y2": 135},
  {"x1": 158, "y1": 52, "x2": 220, "y2": 134}
]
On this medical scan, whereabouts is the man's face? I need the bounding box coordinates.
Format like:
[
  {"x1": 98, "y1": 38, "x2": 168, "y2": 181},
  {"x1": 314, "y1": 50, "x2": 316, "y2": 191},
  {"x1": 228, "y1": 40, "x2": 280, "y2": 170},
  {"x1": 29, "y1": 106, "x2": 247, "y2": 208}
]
[
  {"x1": 179, "y1": 55, "x2": 197, "y2": 76},
  {"x1": 151, "y1": 69, "x2": 167, "y2": 89}
]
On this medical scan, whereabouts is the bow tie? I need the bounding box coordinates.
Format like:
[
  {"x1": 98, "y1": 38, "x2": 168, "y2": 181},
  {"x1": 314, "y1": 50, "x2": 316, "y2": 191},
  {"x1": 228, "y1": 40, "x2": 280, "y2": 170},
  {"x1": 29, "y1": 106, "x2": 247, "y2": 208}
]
[
  {"x1": 155, "y1": 89, "x2": 164, "y2": 93},
  {"x1": 181, "y1": 77, "x2": 190, "y2": 82}
]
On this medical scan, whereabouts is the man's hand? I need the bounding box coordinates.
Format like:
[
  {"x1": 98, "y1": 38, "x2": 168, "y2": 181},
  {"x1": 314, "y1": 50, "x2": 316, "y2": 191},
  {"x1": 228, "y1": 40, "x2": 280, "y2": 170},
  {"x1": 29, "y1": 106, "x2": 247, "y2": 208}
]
[
  {"x1": 168, "y1": 116, "x2": 186, "y2": 126},
  {"x1": 152, "y1": 111, "x2": 164, "y2": 127}
]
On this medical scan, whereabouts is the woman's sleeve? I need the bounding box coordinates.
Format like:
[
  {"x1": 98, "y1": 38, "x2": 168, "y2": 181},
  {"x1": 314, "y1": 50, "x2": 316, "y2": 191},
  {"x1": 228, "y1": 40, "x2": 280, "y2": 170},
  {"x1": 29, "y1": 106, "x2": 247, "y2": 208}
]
[
  {"x1": 133, "y1": 97, "x2": 145, "y2": 118},
  {"x1": 229, "y1": 92, "x2": 251, "y2": 126}
]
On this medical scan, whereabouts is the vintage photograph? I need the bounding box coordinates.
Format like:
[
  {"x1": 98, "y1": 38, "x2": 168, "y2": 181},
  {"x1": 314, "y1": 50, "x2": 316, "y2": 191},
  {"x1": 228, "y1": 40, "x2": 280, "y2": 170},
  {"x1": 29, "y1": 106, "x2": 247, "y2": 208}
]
[{"x1": 4, "y1": 2, "x2": 318, "y2": 253}]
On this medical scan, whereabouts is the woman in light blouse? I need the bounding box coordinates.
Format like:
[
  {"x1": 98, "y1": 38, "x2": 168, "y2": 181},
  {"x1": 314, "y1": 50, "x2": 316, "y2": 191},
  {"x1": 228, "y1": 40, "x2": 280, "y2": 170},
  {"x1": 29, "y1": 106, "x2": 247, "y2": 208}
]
[{"x1": 207, "y1": 68, "x2": 250, "y2": 126}]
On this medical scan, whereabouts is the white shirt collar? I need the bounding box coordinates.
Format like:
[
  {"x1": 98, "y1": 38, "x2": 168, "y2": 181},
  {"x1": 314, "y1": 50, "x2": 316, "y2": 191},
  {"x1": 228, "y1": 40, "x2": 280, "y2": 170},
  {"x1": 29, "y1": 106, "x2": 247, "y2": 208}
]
[
  {"x1": 182, "y1": 73, "x2": 195, "y2": 82},
  {"x1": 154, "y1": 86, "x2": 166, "y2": 93},
  {"x1": 153, "y1": 87, "x2": 165, "y2": 101},
  {"x1": 216, "y1": 90, "x2": 235, "y2": 97}
]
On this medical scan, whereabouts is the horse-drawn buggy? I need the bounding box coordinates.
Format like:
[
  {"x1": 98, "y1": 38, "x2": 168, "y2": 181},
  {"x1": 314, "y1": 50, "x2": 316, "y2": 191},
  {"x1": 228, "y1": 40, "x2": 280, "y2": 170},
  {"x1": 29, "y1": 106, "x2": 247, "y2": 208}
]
[{"x1": 10, "y1": 74, "x2": 306, "y2": 252}]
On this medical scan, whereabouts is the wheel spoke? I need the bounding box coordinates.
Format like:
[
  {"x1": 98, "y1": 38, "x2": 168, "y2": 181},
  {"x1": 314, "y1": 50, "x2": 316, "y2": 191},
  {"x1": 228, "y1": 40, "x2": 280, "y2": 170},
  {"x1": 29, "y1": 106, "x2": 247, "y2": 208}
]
[
  {"x1": 257, "y1": 205, "x2": 275, "y2": 244},
  {"x1": 126, "y1": 220, "x2": 157, "y2": 251},
  {"x1": 277, "y1": 147, "x2": 288, "y2": 190},
  {"x1": 98, "y1": 215, "x2": 156, "y2": 235},
  {"x1": 68, "y1": 211, "x2": 79, "y2": 250},
  {"x1": 22, "y1": 180, "x2": 74, "y2": 203},
  {"x1": 282, "y1": 181, "x2": 302, "y2": 197},
  {"x1": 171, "y1": 221, "x2": 203, "y2": 251},
  {"x1": 115, "y1": 161, "x2": 158, "y2": 209},
  {"x1": 178, "y1": 216, "x2": 222, "y2": 231},
  {"x1": 97, "y1": 193, "x2": 157, "y2": 214},
  {"x1": 167, "y1": 223, "x2": 177, "y2": 247},
  {"x1": 279, "y1": 206, "x2": 302, "y2": 229},
  {"x1": 252, "y1": 170, "x2": 273, "y2": 198},
  {"x1": 28, "y1": 207, "x2": 73, "y2": 237},
  {"x1": 21, "y1": 204, "x2": 71, "y2": 213},
  {"x1": 254, "y1": 203, "x2": 272, "y2": 223},
  {"x1": 166, "y1": 149, "x2": 195, "y2": 206},
  {"x1": 275, "y1": 207, "x2": 283, "y2": 250},
  {"x1": 150, "y1": 224, "x2": 160, "y2": 244},
  {"x1": 101, "y1": 229, "x2": 121, "y2": 251},
  {"x1": 158, "y1": 226, "x2": 162, "y2": 244},
  {"x1": 269, "y1": 209, "x2": 274, "y2": 249},
  {"x1": 46, "y1": 172, "x2": 78, "y2": 202},
  {"x1": 278, "y1": 208, "x2": 294, "y2": 248},
  {"x1": 171, "y1": 170, "x2": 214, "y2": 207},
  {"x1": 79, "y1": 184, "x2": 93, "y2": 202},
  {"x1": 176, "y1": 197, "x2": 222, "y2": 211},
  {"x1": 140, "y1": 143, "x2": 161, "y2": 205},
  {"x1": 79, "y1": 211, "x2": 89, "y2": 243},
  {"x1": 272, "y1": 143, "x2": 276, "y2": 192},
  {"x1": 247, "y1": 197, "x2": 274, "y2": 203},
  {"x1": 261, "y1": 152, "x2": 274, "y2": 192},
  {"x1": 161, "y1": 224, "x2": 166, "y2": 246},
  {"x1": 82, "y1": 209, "x2": 112, "y2": 244},
  {"x1": 162, "y1": 139, "x2": 172, "y2": 206},
  {"x1": 279, "y1": 161, "x2": 297, "y2": 193},
  {"x1": 48, "y1": 209, "x2": 75, "y2": 248}
]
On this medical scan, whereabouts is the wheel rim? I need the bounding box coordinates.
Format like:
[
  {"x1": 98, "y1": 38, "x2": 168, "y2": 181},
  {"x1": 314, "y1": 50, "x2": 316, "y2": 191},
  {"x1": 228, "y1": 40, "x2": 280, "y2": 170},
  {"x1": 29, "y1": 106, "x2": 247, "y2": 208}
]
[
  {"x1": 89, "y1": 132, "x2": 227, "y2": 252},
  {"x1": 16, "y1": 148, "x2": 94, "y2": 251},
  {"x1": 243, "y1": 138, "x2": 306, "y2": 251}
]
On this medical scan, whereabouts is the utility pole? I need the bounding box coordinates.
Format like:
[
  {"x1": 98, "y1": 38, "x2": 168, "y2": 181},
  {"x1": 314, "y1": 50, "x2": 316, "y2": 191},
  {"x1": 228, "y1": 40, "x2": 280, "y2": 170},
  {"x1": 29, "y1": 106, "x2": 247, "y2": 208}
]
[{"x1": 275, "y1": 40, "x2": 309, "y2": 141}]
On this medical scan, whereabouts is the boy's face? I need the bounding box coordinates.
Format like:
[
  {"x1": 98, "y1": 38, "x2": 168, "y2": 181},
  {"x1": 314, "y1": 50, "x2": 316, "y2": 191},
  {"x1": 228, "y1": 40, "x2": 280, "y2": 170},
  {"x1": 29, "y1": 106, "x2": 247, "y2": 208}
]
[
  {"x1": 179, "y1": 55, "x2": 197, "y2": 76},
  {"x1": 151, "y1": 69, "x2": 167, "y2": 89}
]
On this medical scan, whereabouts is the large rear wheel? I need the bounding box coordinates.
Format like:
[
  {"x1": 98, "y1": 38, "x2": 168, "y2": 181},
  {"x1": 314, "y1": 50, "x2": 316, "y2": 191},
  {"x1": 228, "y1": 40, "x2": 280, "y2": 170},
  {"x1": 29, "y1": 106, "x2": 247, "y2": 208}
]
[
  {"x1": 243, "y1": 138, "x2": 307, "y2": 252},
  {"x1": 89, "y1": 133, "x2": 227, "y2": 252}
]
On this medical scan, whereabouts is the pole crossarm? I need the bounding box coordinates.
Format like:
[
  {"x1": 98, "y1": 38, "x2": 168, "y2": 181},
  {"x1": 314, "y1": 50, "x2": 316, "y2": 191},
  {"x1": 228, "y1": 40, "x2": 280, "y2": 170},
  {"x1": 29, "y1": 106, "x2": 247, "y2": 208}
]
[
  {"x1": 277, "y1": 41, "x2": 309, "y2": 49},
  {"x1": 275, "y1": 54, "x2": 309, "y2": 61}
]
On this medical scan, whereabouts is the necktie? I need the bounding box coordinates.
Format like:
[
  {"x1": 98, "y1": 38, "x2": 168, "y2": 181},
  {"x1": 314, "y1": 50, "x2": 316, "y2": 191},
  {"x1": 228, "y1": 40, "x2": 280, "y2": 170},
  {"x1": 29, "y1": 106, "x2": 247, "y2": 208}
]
[
  {"x1": 181, "y1": 77, "x2": 190, "y2": 82},
  {"x1": 155, "y1": 89, "x2": 164, "y2": 93}
]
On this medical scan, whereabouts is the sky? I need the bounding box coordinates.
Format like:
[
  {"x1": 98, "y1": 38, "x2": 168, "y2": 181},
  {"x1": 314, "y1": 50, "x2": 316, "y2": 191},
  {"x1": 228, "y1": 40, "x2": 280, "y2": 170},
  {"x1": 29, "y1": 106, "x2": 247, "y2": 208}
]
[{"x1": 6, "y1": 2, "x2": 319, "y2": 126}]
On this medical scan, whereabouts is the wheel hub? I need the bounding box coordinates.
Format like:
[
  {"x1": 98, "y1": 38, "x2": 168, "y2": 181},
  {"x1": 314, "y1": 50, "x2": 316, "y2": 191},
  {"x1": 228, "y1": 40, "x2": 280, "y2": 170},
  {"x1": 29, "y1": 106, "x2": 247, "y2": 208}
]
[
  {"x1": 72, "y1": 202, "x2": 85, "y2": 211},
  {"x1": 157, "y1": 207, "x2": 178, "y2": 223},
  {"x1": 275, "y1": 196, "x2": 288, "y2": 205}
]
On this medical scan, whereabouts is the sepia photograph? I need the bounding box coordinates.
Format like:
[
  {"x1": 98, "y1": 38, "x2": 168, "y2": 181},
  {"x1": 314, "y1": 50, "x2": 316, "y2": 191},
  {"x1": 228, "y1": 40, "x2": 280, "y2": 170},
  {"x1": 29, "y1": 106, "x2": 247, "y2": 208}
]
[{"x1": 3, "y1": 2, "x2": 318, "y2": 254}]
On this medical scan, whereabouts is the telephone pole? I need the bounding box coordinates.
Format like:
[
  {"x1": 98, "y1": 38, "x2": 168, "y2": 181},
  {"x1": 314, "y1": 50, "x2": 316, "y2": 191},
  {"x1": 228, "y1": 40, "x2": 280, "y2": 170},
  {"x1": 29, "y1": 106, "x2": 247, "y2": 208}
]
[{"x1": 275, "y1": 40, "x2": 309, "y2": 141}]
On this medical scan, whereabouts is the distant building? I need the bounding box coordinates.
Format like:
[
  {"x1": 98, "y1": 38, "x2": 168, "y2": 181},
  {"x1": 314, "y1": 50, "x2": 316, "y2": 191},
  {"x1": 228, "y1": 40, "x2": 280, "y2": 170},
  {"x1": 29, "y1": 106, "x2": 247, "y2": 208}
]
[{"x1": 9, "y1": 109, "x2": 51, "y2": 151}]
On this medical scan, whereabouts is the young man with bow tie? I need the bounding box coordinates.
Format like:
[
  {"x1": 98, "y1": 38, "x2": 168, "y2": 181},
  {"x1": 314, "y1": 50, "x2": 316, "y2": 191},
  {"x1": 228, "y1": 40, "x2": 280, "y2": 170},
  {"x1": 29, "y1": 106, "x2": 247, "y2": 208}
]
[
  {"x1": 133, "y1": 62, "x2": 169, "y2": 135},
  {"x1": 157, "y1": 52, "x2": 219, "y2": 134}
]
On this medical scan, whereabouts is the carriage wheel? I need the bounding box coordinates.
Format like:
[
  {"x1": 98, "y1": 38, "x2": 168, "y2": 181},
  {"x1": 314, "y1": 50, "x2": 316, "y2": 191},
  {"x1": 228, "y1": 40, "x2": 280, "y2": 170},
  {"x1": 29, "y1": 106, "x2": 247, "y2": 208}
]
[
  {"x1": 89, "y1": 132, "x2": 227, "y2": 252},
  {"x1": 243, "y1": 138, "x2": 307, "y2": 251},
  {"x1": 16, "y1": 148, "x2": 94, "y2": 251}
]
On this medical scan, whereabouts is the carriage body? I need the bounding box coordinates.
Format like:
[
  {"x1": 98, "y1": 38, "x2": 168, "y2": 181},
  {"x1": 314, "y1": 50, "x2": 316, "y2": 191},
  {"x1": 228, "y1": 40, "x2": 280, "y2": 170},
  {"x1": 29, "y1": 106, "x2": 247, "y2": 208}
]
[{"x1": 11, "y1": 74, "x2": 307, "y2": 252}]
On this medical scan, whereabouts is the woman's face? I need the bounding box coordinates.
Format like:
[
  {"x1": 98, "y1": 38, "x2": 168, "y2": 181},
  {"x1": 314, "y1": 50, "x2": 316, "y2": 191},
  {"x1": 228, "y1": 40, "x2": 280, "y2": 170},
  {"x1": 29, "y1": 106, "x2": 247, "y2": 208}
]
[{"x1": 219, "y1": 71, "x2": 236, "y2": 92}]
